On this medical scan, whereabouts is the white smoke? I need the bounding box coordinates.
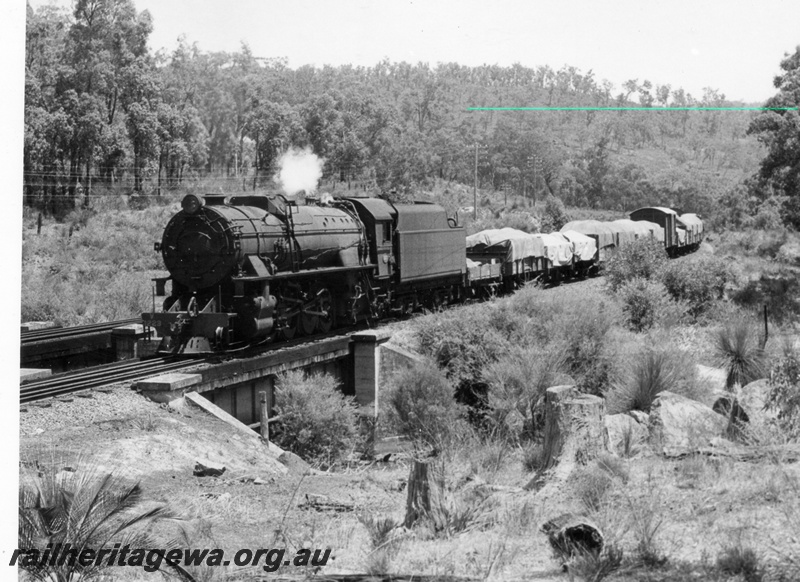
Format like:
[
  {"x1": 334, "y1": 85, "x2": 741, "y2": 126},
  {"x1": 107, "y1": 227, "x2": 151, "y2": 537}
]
[{"x1": 274, "y1": 147, "x2": 325, "y2": 200}]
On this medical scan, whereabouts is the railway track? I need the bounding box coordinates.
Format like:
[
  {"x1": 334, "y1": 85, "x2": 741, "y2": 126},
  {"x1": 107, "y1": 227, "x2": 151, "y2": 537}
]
[
  {"x1": 20, "y1": 357, "x2": 203, "y2": 404},
  {"x1": 21, "y1": 318, "x2": 141, "y2": 344},
  {"x1": 20, "y1": 322, "x2": 374, "y2": 404}
]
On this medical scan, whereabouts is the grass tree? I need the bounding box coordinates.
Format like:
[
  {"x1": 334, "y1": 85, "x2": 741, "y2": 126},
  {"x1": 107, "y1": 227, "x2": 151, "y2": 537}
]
[
  {"x1": 715, "y1": 318, "x2": 767, "y2": 390},
  {"x1": 606, "y1": 340, "x2": 700, "y2": 414},
  {"x1": 18, "y1": 460, "x2": 188, "y2": 581}
]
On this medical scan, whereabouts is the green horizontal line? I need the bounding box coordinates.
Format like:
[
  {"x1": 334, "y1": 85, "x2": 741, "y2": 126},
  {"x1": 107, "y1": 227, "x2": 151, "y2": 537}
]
[{"x1": 467, "y1": 106, "x2": 797, "y2": 111}]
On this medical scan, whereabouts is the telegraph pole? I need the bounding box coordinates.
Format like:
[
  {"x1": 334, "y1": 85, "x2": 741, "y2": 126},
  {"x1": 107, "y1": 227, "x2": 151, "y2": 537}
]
[{"x1": 473, "y1": 142, "x2": 478, "y2": 220}]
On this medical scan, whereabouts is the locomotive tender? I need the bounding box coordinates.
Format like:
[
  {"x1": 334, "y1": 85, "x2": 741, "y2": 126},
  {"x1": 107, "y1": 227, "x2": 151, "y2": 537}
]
[{"x1": 144, "y1": 193, "x2": 702, "y2": 354}]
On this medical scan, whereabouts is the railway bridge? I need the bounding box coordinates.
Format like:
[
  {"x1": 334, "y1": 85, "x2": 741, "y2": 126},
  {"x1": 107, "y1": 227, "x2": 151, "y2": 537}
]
[{"x1": 21, "y1": 323, "x2": 423, "y2": 430}]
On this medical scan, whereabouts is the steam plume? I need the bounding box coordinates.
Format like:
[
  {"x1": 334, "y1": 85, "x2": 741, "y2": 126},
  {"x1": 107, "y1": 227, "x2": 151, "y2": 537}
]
[{"x1": 274, "y1": 147, "x2": 324, "y2": 199}]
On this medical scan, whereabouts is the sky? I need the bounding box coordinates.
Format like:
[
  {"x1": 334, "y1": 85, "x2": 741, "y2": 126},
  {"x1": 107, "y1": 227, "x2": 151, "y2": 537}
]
[{"x1": 22, "y1": 0, "x2": 800, "y2": 104}]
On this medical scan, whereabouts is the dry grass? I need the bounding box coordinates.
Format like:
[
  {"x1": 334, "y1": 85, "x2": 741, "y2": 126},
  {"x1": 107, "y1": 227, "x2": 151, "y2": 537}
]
[
  {"x1": 21, "y1": 394, "x2": 800, "y2": 581},
  {"x1": 21, "y1": 202, "x2": 179, "y2": 326}
]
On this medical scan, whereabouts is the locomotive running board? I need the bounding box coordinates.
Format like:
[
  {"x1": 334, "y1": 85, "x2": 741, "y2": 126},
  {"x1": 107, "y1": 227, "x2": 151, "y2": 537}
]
[{"x1": 233, "y1": 264, "x2": 376, "y2": 282}]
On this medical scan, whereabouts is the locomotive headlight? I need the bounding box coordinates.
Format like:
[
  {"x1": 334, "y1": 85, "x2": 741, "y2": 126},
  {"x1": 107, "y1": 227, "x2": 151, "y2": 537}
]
[{"x1": 181, "y1": 194, "x2": 203, "y2": 215}]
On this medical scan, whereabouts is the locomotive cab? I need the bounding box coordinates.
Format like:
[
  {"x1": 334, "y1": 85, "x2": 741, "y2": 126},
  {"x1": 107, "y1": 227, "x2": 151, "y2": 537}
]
[{"x1": 344, "y1": 198, "x2": 397, "y2": 279}]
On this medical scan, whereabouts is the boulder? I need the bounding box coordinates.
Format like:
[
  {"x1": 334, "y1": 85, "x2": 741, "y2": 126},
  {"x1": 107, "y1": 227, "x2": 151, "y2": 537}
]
[
  {"x1": 738, "y1": 379, "x2": 776, "y2": 422},
  {"x1": 711, "y1": 394, "x2": 749, "y2": 433},
  {"x1": 605, "y1": 414, "x2": 648, "y2": 456},
  {"x1": 628, "y1": 410, "x2": 649, "y2": 425},
  {"x1": 711, "y1": 379, "x2": 776, "y2": 430},
  {"x1": 648, "y1": 391, "x2": 728, "y2": 457}
]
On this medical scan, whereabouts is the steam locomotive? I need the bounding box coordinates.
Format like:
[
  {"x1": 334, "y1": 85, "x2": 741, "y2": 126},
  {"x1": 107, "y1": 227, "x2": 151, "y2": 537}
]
[{"x1": 143, "y1": 193, "x2": 702, "y2": 354}]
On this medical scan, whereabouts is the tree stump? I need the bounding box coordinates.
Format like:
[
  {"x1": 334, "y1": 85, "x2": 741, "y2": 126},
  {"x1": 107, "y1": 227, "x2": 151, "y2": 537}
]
[
  {"x1": 526, "y1": 385, "x2": 608, "y2": 491},
  {"x1": 404, "y1": 459, "x2": 443, "y2": 528}
]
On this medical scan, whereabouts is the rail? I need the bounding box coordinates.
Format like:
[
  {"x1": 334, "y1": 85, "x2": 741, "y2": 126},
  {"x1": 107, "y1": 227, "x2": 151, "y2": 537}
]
[
  {"x1": 20, "y1": 357, "x2": 204, "y2": 403},
  {"x1": 21, "y1": 318, "x2": 142, "y2": 344}
]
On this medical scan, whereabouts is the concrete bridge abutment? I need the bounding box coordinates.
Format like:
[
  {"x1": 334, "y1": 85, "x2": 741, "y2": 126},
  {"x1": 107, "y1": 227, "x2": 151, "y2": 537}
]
[{"x1": 136, "y1": 331, "x2": 417, "y2": 431}]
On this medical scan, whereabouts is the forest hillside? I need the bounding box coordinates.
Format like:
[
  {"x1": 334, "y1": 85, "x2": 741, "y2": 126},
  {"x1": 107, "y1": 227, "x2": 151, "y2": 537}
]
[{"x1": 23, "y1": 1, "x2": 800, "y2": 228}]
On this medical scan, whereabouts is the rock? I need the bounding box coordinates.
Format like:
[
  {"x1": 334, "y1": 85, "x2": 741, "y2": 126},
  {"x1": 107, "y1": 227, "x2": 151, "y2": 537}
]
[
  {"x1": 648, "y1": 391, "x2": 728, "y2": 457},
  {"x1": 711, "y1": 394, "x2": 749, "y2": 431},
  {"x1": 238, "y1": 475, "x2": 271, "y2": 485},
  {"x1": 605, "y1": 414, "x2": 648, "y2": 456},
  {"x1": 278, "y1": 450, "x2": 310, "y2": 472},
  {"x1": 711, "y1": 379, "x2": 777, "y2": 430},
  {"x1": 738, "y1": 379, "x2": 776, "y2": 422},
  {"x1": 193, "y1": 461, "x2": 226, "y2": 477},
  {"x1": 627, "y1": 410, "x2": 649, "y2": 425}
]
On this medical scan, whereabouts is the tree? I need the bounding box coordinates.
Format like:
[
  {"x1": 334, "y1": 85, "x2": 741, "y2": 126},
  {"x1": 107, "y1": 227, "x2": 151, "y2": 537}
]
[
  {"x1": 244, "y1": 100, "x2": 305, "y2": 187},
  {"x1": 585, "y1": 137, "x2": 611, "y2": 207},
  {"x1": 748, "y1": 46, "x2": 800, "y2": 227}
]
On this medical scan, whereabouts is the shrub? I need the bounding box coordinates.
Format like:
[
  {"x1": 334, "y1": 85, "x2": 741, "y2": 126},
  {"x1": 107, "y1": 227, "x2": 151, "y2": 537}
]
[
  {"x1": 714, "y1": 318, "x2": 767, "y2": 389},
  {"x1": 716, "y1": 545, "x2": 763, "y2": 582},
  {"x1": 272, "y1": 370, "x2": 359, "y2": 466},
  {"x1": 483, "y1": 345, "x2": 567, "y2": 441},
  {"x1": 64, "y1": 207, "x2": 96, "y2": 231},
  {"x1": 596, "y1": 454, "x2": 630, "y2": 483},
  {"x1": 567, "y1": 544, "x2": 624, "y2": 582},
  {"x1": 754, "y1": 228, "x2": 788, "y2": 257},
  {"x1": 616, "y1": 277, "x2": 682, "y2": 332},
  {"x1": 660, "y1": 255, "x2": 735, "y2": 319},
  {"x1": 573, "y1": 465, "x2": 615, "y2": 513},
  {"x1": 384, "y1": 361, "x2": 467, "y2": 450},
  {"x1": 606, "y1": 341, "x2": 701, "y2": 414},
  {"x1": 624, "y1": 474, "x2": 667, "y2": 568},
  {"x1": 731, "y1": 271, "x2": 800, "y2": 325},
  {"x1": 522, "y1": 443, "x2": 545, "y2": 473},
  {"x1": 467, "y1": 210, "x2": 541, "y2": 235},
  {"x1": 466, "y1": 436, "x2": 511, "y2": 481},
  {"x1": 605, "y1": 239, "x2": 668, "y2": 291},
  {"x1": 416, "y1": 306, "x2": 510, "y2": 415},
  {"x1": 540, "y1": 195, "x2": 570, "y2": 232},
  {"x1": 558, "y1": 303, "x2": 622, "y2": 397},
  {"x1": 358, "y1": 513, "x2": 401, "y2": 576},
  {"x1": 508, "y1": 284, "x2": 623, "y2": 396},
  {"x1": 425, "y1": 482, "x2": 496, "y2": 538},
  {"x1": 618, "y1": 423, "x2": 641, "y2": 458}
]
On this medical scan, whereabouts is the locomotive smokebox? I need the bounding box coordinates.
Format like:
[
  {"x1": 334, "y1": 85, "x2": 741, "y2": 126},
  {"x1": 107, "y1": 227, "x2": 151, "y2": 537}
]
[{"x1": 161, "y1": 195, "x2": 244, "y2": 290}]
